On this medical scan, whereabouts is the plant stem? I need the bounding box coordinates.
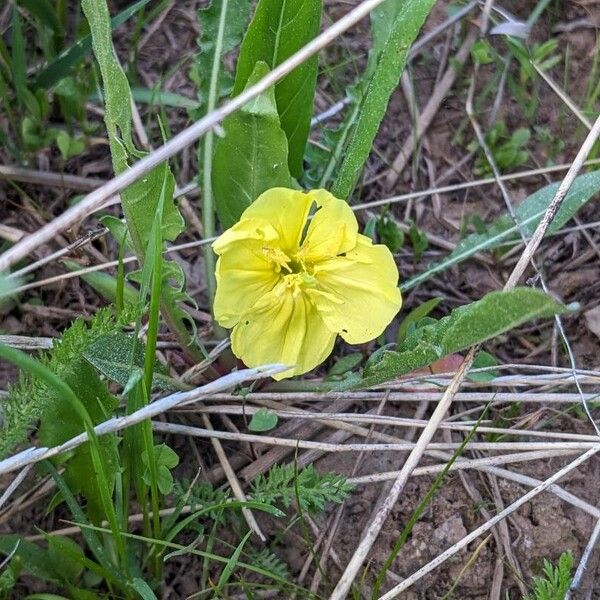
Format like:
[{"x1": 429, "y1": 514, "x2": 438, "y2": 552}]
[{"x1": 201, "y1": 0, "x2": 230, "y2": 338}]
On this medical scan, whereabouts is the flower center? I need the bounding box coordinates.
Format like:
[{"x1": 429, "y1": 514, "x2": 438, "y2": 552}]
[{"x1": 288, "y1": 259, "x2": 304, "y2": 274}]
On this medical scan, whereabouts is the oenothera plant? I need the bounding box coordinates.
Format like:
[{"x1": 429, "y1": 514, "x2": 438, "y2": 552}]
[
  {"x1": 202, "y1": 0, "x2": 569, "y2": 382},
  {"x1": 35, "y1": 0, "x2": 575, "y2": 387}
]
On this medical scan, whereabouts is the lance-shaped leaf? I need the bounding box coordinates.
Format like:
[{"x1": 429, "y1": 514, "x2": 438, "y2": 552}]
[
  {"x1": 233, "y1": 0, "x2": 322, "y2": 177},
  {"x1": 332, "y1": 0, "x2": 435, "y2": 198},
  {"x1": 213, "y1": 61, "x2": 291, "y2": 228}
]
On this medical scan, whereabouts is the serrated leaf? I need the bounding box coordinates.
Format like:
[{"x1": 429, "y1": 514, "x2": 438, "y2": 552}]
[
  {"x1": 232, "y1": 0, "x2": 322, "y2": 176},
  {"x1": 339, "y1": 288, "x2": 567, "y2": 390},
  {"x1": 82, "y1": 1, "x2": 184, "y2": 248},
  {"x1": 332, "y1": 0, "x2": 435, "y2": 198},
  {"x1": 83, "y1": 331, "x2": 177, "y2": 391},
  {"x1": 193, "y1": 0, "x2": 251, "y2": 110},
  {"x1": 83, "y1": 0, "x2": 199, "y2": 356},
  {"x1": 250, "y1": 464, "x2": 353, "y2": 513},
  {"x1": 249, "y1": 407, "x2": 278, "y2": 432},
  {"x1": 213, "y1": 61, "x2": 291, "y2": 227}
]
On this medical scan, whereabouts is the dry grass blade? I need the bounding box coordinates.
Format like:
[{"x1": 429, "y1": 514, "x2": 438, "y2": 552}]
[
  {"x1": 0, "y1": 465, "x2": 32, "y2": 511},
  {"x1": 379, "y1": 446, "x2": 600, "y2": 598},
  {"x1": 347, "y1": 449, "x2": 583, "y2": 483},
  {"x1": 566, "y1": 517, "x2": 600, "y2": 598},
  {"x1": 0, "y1": 365, "x2": 287, "y2": 476},
  {"x1": 329, "y1": 347, "x2": 477, "y2": 599}
]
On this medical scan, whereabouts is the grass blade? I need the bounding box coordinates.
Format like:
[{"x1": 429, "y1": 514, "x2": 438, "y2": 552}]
[{"x1": 32, "y1": 0, "x2": 152, "y2": 89}]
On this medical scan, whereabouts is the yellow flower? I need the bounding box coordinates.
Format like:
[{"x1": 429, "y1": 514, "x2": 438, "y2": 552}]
[{"x1": 212, "y1": 188, "x2": 402, "y2": 380}]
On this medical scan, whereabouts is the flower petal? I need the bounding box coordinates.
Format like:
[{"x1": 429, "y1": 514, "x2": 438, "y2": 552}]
[
  {"x1": 213, "y1": 219, "x2": 282, "y2": 328},
  {"x1": 298, "y1": 189, "x2": 358, "y2": 262},
  {"x1": 308, "y1": 234, "x2": 402, "y2": 344},
  {"x1": 240, "y1": 188, "x2": 313, "y2": 255},
  {"x1": 212, "y1": 216, "x2": 279, "y2": 255},
  {"x1": 231, "y1": 282, "x2": 336, "y2": 380}
]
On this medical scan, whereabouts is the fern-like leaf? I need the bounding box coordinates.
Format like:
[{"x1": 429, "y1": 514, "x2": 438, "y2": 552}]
[{"x1": 250, "y1": 464, "x2": 353, "y2": 513}]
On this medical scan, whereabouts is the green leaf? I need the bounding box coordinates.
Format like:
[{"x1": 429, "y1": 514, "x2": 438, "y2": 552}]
[
  {"x1": 232, "y1": 0, "x2": 322, "y2": 176},
  {"x1": 37, "y1": 360, "x2": 119, "y2": 523},
  {"x1": 339, "y1": 288, "x2": 567, "y2": 390},
  {"x1": 55, "y1": 77, "x2": 86, "y2": 123},
  {"x1": 82, "y1": 0, "x2": 184, "y2": 252},
  {"x1": 408, "y1": 219, "x2": 428, "y2": 261},
  {"x1": 250, "y1": 464, "x2": 353, "y2": 513},
  {"x1": 55, "y1": 130, "x2": 85, "y2": 160},
  {"x1": 0, "y1": 565, "x2": 17, "y2": 597},
  {"x1": 212, "y1": 61, "x2": 291, "y2": 228},
  {"x1": 192, "y1": 0, "x2": 251, "y2": 111},
  {"x1": 142, "y1": 444, "x2": 179, "y2": 495},
  {"x1": 214, "y1": 530, "x2": 253, "y2": 594},
  {"x1": 46, "y1": 536, "x2": 86, "y2": 582},
  {"x1": 328, "y1": 353, "x2": 363, "y2": 376},
  {"x1": 1, "y1": 307, "x2": 128, "y2": 459},
  {"x1": 82, "y1": 331, "x2": 177, "y2": 391},
  {"x1": 130, "y1": 578, "x2": 158, "y2": 600},
  {"x1": 42, "y1": 462, "x2": 116, "y2": 579},
  {"x1": 403, "y1": 169, "x2": 600, "y2": 291},
  {"x1": 470, "y1": 39, "x2": 494, "y2": 65},
  {"x1": 376, "y1": 214, "x2": 404, "y2": 251},
  {"x1": 396, "y1": 296, "x2": 442, "y2": 344},
  {"x1": 0, "y1": 536, "x2": 60, "y2": 583},
  {"x1": 249, "y1": 407, "x2": 278, "y2": 432},
  {"x1": 468, "y1": 351, "x2": 499, "y2": 382},
  {"x1": 83, "y1": 0, "x2": 200, "y2": 358},
  {"x1": 1, "y1": 338, "x2": 118, "y2": 528},
  {"x1": 331, "y1": 0, "x2": 435, "y2": 198}
]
